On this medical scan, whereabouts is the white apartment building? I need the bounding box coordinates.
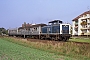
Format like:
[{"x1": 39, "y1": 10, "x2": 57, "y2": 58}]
[{"x1": 72, "y1": 11, "x2": 90, "y2": 36}]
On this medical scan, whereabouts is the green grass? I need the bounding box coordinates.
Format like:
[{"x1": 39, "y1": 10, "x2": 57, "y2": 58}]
[
  {"x1": 69, "y1": 37, "x2": 90, "y2": 43},
  {"x1": 0, "y1": 37, "x2": 90, "y2": 60},
  {"x1": 0, "y1": 37, "x2": 76, "y2": 60}
]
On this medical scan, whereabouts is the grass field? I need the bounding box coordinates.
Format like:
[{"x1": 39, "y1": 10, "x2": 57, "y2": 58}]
[
  {"x1": 0, "y1": 36, "x2": 90, "y2": 60},
  {"x1": 0, "y1": 37, "x2": 76, "y2": 60}
]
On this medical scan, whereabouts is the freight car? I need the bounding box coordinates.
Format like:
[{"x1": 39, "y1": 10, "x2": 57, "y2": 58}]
[
  {"x1": 8, "y1": 20, "x2": 71, "y2": 41},
  {"x1": 8, "y1": 24, "x2": 46, "y2": 38}
]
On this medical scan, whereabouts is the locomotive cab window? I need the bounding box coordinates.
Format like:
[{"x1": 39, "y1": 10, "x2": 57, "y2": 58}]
[{"x1": 62, "y1": 25, "x2": 69, "y2": 34}]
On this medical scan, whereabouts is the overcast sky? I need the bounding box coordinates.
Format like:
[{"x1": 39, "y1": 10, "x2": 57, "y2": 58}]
[{"x1": 0, "y1": 0, "x2": 90, "y2": 29}]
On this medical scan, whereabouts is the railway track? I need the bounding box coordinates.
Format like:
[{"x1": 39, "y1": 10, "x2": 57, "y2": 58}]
[
  {"x1": 7, "y1": 36, "x2": 90, "y2": 45},
  {"x1": 26, "y1": 38, "x2": 90, "y2": 45}
]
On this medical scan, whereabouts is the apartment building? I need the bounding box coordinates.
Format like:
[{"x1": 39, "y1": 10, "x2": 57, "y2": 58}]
[{"x1": 72, "y1": 11, "x2": 90, "y2": 36}]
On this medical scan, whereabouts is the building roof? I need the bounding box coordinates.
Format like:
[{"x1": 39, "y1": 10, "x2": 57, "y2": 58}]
[
  {"x1": 18, "y1": 24, "x2": 47, "y2": 29},
  {"x1": 72, "y1": 11, "x2": 90, "y2": 21},
  {"x1": 49, "y1": 20, "x2": 62, "y2": 23},
  {"x1": 18, "y1": 27, "x2": 24, "y2": 29}
]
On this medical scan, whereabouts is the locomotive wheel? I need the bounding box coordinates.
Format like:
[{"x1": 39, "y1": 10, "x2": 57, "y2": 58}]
[
  {"x1": 59, "y1": 37, "x2": 62, "y2": 41},
  {"x1": 63, "y1": 37, "x2": 67, "y2": 41},
  {"x1": 41, "y1": 36, "x2": 45, "y2": 40},
  {"x1": 51, "y1": 37, "x2": 55, "y2": 41}
]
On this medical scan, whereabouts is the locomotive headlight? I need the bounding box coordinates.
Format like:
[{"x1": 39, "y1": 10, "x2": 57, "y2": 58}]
[
  {"x1": 66, "y1": 25, "x2": 68, "y2": 27},
  {"x1": 64, "y1": 25, "x2": 68, "y2": 27}
]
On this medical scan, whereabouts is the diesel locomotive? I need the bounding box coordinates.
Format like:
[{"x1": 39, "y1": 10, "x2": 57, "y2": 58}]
[{"x1": 8, "y1": 20, "x2": 71, "y2": 41}]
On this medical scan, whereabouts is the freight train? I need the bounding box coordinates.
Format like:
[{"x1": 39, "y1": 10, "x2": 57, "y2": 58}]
[{"x1": 8, "y1": 20, "x2": 71, "y2": 41}]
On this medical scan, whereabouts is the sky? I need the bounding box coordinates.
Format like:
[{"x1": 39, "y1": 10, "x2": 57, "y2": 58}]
[{"x1": 0, "y1": 0, "x2": 90, "y2": 29}]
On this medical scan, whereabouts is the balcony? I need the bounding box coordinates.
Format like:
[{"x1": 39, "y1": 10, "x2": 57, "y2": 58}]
[
  {"x1": 81, "y1": 26, "x2": 90, "y2": 30},
  {"x1": 75, "y1": 28, "x2": 78, "y2": 31},
  {"x1": 81, "y1": 25, "x2": 87, "y2": 30},
  {"x1": 74, "y1": 33, "x2": 78, "y2": 35},
  {"x1": 87, "y1": 20, "x2": 90, "y2": 23},
  {"x1": 81, "y1": 33, "x2": 84, "y2": 35},
  {"x1": 75, "y1": 23, "x2": 78, "y2": 26},
  {"x1": 74, "y1": 26, "x2": 78, "y2": 31},
  {"x1": 81, "y1": 28, "x2": 87, "y2": 30},
  {"x1": 81, "y1": 21, "x2": 87, "y2": 25},
  {"x1": 88, "y1": 26, "x2": 90, "y2": 30},
  {"x1": 81, "y1": 31, "x2": 87, "y2": 35},
  {"x1": 84, "y1": 32, "x2": 90, "y2": 35}
]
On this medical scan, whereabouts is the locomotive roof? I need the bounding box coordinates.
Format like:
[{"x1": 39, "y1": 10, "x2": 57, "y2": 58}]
[
  {"x1": 49, "y1": 20, "x2": 62, "y2": 23},
  {"x1": 30, "y1": 24, "x2": 47, "y2": 28}
]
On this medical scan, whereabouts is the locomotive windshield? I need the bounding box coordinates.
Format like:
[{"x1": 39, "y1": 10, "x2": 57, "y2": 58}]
[{"x1": 62, "y1": 25, "x2": 69, "y2": 34}]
